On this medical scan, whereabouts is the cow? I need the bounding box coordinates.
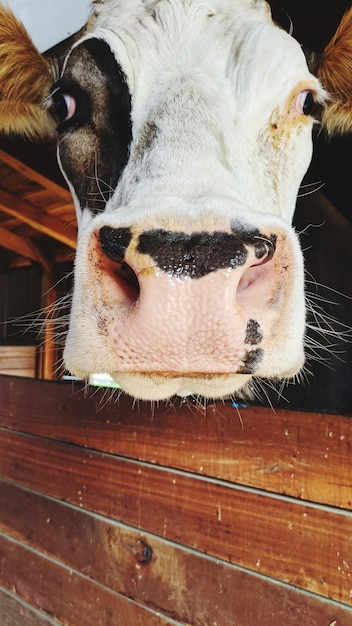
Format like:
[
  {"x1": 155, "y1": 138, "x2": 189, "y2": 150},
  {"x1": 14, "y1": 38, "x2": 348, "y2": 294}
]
[{"x1": 1, "y1": 0, "x2": 352, "y2": 403}]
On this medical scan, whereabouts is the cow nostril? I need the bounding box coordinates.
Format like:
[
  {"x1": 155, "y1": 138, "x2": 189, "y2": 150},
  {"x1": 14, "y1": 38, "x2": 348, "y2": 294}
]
[
  {"x1": 237, "y1": 263, "x2": 268, "y2": 293},
  {"x1": 102, "y1": 257, "x2": 140, "y2": 303},
  {"x1": 98, "y1": 226, "x2": 140, "y2": 301},
  {"x1": 237, "y1": 243, "x2": 275, "y2": 294},
  {"x1": 99, "y1": 225, "x2": 130, "y2": 264},
  {"x1": 253, "y1": 235, "x2": 276, "y2": 264},
  {"x1": 116, "y1": 261, "x2": 140, "y2": 299}
]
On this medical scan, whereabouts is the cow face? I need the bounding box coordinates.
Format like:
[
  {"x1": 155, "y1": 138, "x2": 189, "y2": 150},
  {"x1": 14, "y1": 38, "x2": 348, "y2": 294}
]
[
  {"x1": 1, "y1": 1, "x2": 352, "y2": 401},
  {"x1": 57, "y1": 0, "x2": 323, "y2": 400}
]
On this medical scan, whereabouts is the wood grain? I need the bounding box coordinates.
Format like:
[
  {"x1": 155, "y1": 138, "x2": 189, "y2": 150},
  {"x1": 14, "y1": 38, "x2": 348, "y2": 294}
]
[
  {"x1": 0, "y1": 150, "x2": 71, "y2": 203},
  {"x1": 0, "y1": 534, "x2": 178, "y2": 626},
  {"x1": 0, "y1": 188, "x2": 77, "y2": 249},
  {"x1": 0, "y1": 226, "x2": 51, "y2": 273},
  {"x1": 0, "y1": 348, "x2": 36, "y2": 378},
  {"x1": 0, "y1": 588, "x2": 60, "y2": 626},
  {"x1": 0, "y1": 429, "x2": 351, "y2": 605},
  {"x1": 0, "y1": 375, "x2": 351, "y2": 623},
  {"x1": 0, "y1": 376, "x2": 351, "y2": 509},
  {"x1": 1, "y1": 480, "x2": 350, "y2": 626}
]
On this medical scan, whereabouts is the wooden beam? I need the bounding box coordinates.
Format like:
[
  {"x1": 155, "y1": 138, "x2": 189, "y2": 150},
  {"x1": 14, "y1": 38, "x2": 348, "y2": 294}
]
[
  {"x1": 0, "y1": 225, "x2": 52, "y2": 275},
  {"x1": 0, "y1": 187, "x2": 77, "y2": 249},
  {"x1": 0, "y1": 225, "x2": 39, "y2": 261},
  {"x1": 40, "y1": 273, "x2": 59, "y2": 381},
  {"x1": 0, "y1": 149, "x2": 71, "y2": 202}
]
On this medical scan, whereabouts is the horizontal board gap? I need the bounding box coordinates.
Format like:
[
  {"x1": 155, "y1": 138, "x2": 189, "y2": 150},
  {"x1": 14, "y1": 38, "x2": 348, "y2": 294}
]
[
  {"x1": 2, "y1": 478, "x2": 351, "y2": 616},
  {"x1": 1, "y1": 427, "x2": 351, "y2": 518},
  {"x1": 0, "y1": 531, "x2": 184, "y2": 626},
  {"x1": 0, "y1": 585, "x2": 61, "y2": 625}
]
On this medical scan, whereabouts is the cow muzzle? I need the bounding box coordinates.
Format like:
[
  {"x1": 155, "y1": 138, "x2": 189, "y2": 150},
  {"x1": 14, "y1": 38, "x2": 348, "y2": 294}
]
[{"x1": 64, "y1": 218, "x2": 305, "y2": 399}]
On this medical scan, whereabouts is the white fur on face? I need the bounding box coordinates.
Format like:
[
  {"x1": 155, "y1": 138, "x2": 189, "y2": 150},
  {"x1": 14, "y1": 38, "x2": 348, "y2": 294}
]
[{"x1": 62, "y1": 0, "x2": 324, "y2": 400}]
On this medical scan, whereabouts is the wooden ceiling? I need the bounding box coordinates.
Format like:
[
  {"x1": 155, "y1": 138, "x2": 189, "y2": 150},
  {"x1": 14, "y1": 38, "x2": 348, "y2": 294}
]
[{"x1": 0, "y1": 142, "x2": 76, "y2": 273}]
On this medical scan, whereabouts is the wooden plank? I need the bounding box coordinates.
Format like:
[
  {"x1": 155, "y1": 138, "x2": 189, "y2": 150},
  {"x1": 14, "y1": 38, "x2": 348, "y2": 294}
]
[
  {"x1": 0, "y1": 349, "x2": 36, "y2": 377},
  {"x1": 0, "y1": 430, "x2": 351, "y2": 605},
  {"x1": 0, "y1": 347, "x2": 36, "y2": 359},
  {"x1": 0, "y1": 480, "x2": 350, "y2": 626},
  {"x1": 0, "y1": 375, "x2": 350, "y2": 510},
  {"x1": 0, "y1": 226, "x2": 52, "y2": 272},
  {"x1": 0, "y1": 187, "x2": 77, "y2": 249},
  {"x1": 0, "y1": 165, "x2": 42, "y2": 199},
  {"x1": 22, "y1": 190, "x2": 73, "y2": 212},
  {"x1": 0, "y1": 354, "x2": 35, "y2": 375},
  {"x1": 0, "y1": 347, "x2": 36, "y2": 357},
  {"x1": 0, "y1": 357, "x2": 35, "y2": 369},
  {"x1": 0, "y1": 534, "x2": 179, "y2": 626},
  {"x1": 0, "y1": 348, "x2": 36, "y2": 377},
  {"x1": 0, "y1": 369, "x2": 35, "y2": 378},
  {"x1": 0, "y1": 141, "x2": 69, "y2": 195},
  {"x1": 0, "y1": 588, "x2": 60, "y2": 626}
]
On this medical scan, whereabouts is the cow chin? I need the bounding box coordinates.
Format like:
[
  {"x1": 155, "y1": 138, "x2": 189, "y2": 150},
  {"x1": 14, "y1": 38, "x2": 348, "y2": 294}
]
[
  {"x1": 111, "y1": 372, "x2": 254, "y2": 402},
  {"x1": 110, "y1": 361, "x2": 304, "y2": 401}
]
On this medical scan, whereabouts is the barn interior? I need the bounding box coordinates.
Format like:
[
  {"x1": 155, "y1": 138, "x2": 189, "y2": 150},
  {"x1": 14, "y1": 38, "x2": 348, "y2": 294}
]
[{"x1": 0, "y1": 3, "x2": 352, "y2": 625}]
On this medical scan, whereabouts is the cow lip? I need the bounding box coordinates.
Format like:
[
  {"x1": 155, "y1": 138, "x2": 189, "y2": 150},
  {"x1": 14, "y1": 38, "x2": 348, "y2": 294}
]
[{"x1": 110, "y1": 371, "x2": 253, "y2": 401}]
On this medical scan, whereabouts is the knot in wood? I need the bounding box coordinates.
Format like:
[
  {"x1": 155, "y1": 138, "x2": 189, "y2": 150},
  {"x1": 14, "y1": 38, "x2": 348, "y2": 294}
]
[{"x1": 136, "y1": 539, "x2": 153, "y2": 565}]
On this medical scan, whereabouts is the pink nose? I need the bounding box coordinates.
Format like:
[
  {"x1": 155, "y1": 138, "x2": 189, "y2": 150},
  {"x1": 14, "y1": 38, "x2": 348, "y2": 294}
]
[{"x1": 94, "y1": 225, "x2": 283, "y2": 374}]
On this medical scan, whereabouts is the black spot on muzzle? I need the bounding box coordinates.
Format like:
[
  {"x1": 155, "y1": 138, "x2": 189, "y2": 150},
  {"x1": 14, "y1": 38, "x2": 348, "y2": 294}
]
[
  {"x1": 237, "y1": 348, "x2": 264, "y2": 374},
  {"x1": 98, "y1": 225, "x2": 276, "y2": 279},
  {"x1": 245, "y1": 319, "x2": 263, "y2": 346},
  {"x1": 137, "y1": 227, "x2": 276, "y2": 278},
  {"x1": 99, "y1": 226, "x2": 132, "y2": 263}
]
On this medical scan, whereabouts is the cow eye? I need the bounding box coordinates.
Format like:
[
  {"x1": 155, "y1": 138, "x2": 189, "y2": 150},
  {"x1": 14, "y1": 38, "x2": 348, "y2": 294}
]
[
  {"x1": 52, "y1": 88, "x2": 77, "y2": 125},
  {"x1": 296, "y1": 90, "x2": 315, "y2": 116}
]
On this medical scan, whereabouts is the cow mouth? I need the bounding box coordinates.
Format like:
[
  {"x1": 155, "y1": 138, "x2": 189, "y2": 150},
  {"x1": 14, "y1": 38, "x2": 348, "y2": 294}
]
[{"x1": 111, "y1": 371, "x2": 254, "y2": 401}]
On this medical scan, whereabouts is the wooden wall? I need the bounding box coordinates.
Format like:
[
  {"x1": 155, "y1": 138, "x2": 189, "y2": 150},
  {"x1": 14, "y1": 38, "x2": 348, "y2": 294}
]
[
  {"x1": 0, "y1": 374, "x2": 351, "y2": 625},
  {"x1": 0, "y1": 346, "x2": 36, "y2": 378}
]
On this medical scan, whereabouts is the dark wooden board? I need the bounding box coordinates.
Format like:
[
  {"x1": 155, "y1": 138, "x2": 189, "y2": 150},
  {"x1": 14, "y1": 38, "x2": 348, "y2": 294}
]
[
  {"x1": 0, "y1": 480, "x2": 351, "y2": 626},
  {"x1": 0, "y1": 375, "x2": 351, "y2": 623},
  {"x1": 0, "y1": 587, "x2": 60, "y2": 626},
  {"x1": 0, "y1": 376, "x2": 351, "y2": 509},
  {"x1": 0, "y1": 534, "x2": 178, "y2": 626},
  {"x1": 0, "y1": 429, "x2": 351, "y2": 605}
]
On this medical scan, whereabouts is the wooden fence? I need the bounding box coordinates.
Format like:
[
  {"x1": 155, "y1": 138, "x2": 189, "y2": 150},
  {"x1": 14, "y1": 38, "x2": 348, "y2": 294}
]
[{"x1": 0, "y1": 374, "x2": 351, "y2": 625}]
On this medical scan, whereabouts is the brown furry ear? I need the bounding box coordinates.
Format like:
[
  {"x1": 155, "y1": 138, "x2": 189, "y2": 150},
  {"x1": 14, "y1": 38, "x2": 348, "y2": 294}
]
[
  {"x1": 0, "y1": 5, "x2": 56, "y2": 138},
  {"x1": 317, "y1": 8, "x2": 352, "y2": 135}
]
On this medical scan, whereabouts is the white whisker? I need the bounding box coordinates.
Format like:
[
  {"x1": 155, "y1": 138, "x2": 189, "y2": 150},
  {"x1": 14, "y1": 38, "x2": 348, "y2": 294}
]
[
  {"x1": 295, "y1": 221, "x2": 325, "y2": 237},
  {"x1": 297, "y1": 180, "x2": 325, "y2": 198}
]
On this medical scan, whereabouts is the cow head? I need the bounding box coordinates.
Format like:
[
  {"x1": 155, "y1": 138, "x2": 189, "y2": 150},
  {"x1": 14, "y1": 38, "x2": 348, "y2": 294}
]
[{"x1": 1, "y1": 1, "x2": 352, "y2": 401}]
